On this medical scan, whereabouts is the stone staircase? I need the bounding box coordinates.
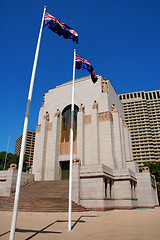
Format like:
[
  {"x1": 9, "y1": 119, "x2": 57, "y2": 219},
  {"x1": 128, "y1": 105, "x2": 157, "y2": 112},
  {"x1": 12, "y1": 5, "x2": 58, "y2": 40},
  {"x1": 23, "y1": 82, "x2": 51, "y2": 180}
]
[{"x1": 0, "y1": 180, "x2": 89, "y2": 212}]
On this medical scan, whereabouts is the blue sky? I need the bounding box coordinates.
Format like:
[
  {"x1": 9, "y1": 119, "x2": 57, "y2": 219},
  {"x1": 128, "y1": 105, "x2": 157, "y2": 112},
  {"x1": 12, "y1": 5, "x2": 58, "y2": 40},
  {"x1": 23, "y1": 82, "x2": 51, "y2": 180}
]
[{"x1": 1, "y1": 0, "x2": 160, "y2": 153}]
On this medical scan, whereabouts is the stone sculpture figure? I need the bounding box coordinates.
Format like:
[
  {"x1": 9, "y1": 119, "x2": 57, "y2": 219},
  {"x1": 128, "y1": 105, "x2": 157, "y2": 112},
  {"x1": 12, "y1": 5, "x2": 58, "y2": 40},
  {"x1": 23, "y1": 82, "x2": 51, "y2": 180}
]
[
  {"x1": 54, "y1": 109, "x2": 61, "y2": 117},
  {"x1": 92, "y1": 100, "x2": 98, "y2": 110}
]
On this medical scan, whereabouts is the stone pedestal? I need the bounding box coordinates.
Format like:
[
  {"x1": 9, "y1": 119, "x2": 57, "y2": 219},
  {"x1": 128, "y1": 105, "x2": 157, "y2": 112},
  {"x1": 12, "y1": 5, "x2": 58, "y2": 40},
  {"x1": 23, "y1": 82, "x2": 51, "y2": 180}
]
[
  {"x1": 0, "y1": 169, "x2": 34, "y2": 196},
  {"x1": 72, "y1": 162, "x2": 80, "y2": 203},
  {"x1": 136, "y1": 172, "x2": 159, "y2": 207}
]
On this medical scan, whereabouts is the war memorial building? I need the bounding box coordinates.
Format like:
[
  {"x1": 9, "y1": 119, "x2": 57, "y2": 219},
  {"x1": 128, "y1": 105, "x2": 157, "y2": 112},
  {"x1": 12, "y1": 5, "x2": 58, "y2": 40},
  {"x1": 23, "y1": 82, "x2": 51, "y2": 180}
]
[{"x1": 32, "y1": 75, "x2": 158, "y2": 210}]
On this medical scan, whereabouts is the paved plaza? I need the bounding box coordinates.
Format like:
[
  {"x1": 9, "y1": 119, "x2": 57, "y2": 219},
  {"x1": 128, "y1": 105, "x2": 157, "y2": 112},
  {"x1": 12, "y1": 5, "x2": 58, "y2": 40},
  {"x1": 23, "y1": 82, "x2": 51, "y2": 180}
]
[{"x1": 0, "y1": 207, "x2": 160, "y2": 240}]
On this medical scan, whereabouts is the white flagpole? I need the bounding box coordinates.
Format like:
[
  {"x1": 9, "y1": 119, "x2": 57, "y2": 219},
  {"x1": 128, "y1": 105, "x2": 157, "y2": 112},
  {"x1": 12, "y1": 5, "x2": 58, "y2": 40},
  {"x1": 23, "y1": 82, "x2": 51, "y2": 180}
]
[
  {"x1": 68, "y1": 49, "x2": 76, "y2": 231},
  {"x1": 9, "y1": 6, "x2": 46, "y2": 240}
]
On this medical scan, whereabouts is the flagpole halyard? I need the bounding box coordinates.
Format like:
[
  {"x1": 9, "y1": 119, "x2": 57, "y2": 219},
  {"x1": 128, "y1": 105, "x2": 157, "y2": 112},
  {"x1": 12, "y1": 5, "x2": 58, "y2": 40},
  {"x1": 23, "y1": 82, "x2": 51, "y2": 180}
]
[
  {"x1": 68, "y1": 49, "x2": 76, "y2": 231},
  {"x1": 9, "y1": 6, "x2": 46, "y2": 240}
]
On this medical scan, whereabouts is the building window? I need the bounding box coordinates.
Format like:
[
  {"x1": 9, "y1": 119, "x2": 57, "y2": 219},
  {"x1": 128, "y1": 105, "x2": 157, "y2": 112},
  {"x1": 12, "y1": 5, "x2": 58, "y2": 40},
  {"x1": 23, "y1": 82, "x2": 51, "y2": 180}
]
[
  {"x1": 153, "y1": 92, "x2": 156, "y2": 99},
  {"x1": 146, "y1": 93, "x2": 149, "y2": 100},
  {"x1": 60, "y1": 104, "x2": 79, "y2": 155},
  {"x1": 157, "y1": 91, "x2": 160, "y2": 99},
  {"x1": 142, "y1": 92, "x2": 145, "y2": 99},
  {"x1": 149, "y1": 92, "x2": 152, "y2": 100}
]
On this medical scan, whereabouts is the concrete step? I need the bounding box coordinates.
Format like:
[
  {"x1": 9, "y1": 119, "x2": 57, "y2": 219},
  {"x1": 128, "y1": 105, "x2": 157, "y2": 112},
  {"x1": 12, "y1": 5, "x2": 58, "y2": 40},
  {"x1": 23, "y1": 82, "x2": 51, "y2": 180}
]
[{"x1": 0, "y1": 180, "x2": 89, "y2": 212}]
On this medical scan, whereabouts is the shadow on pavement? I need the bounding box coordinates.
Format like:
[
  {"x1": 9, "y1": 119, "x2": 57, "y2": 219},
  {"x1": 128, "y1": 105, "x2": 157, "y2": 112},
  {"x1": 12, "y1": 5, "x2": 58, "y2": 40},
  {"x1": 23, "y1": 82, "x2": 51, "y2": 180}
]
[{"x1": 0, "y1": 215, "x2": 99, "y2": 239}]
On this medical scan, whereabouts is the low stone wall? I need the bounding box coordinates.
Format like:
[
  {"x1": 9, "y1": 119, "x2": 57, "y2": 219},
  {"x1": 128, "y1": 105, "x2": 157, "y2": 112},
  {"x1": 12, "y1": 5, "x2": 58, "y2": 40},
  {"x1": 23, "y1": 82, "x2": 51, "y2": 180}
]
[
  {"x1": 0, "y1": 169, "x2": 34, "y2": 196},
  {"x1": 136, "y1": 172, "x2": 159, "y2": 208},
  {"x1": 72, "y1": 164, "x2": 139, "y2": 210},
  {"x1": 72, "y1": 164, "x2": 159, "y2": 210}
]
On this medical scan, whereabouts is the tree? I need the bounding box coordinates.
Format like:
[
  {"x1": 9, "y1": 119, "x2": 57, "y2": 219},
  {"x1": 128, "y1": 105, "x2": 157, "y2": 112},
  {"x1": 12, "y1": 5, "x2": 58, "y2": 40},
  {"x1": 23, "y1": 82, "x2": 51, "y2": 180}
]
[
  {"x1": 0, "y1": 151, "x2": 28, "y2": 171},
  {"x1": 0, "y1": 151, "x2": 6, "y2": 170}
]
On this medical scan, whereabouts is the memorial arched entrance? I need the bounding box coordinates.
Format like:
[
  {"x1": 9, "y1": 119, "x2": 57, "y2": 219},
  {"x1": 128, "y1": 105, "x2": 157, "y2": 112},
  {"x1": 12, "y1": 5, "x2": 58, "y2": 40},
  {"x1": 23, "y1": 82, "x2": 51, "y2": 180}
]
[{"x1": 60, "y1": 104, "x2": 79, "y2": 180}]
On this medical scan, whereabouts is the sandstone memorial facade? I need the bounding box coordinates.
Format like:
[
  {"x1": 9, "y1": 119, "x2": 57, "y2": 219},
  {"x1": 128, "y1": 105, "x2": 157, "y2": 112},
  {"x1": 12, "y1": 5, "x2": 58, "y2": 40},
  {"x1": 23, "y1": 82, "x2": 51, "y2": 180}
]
[{"x1": 32, "y1": 75, "x2": 158, "y2": 210}]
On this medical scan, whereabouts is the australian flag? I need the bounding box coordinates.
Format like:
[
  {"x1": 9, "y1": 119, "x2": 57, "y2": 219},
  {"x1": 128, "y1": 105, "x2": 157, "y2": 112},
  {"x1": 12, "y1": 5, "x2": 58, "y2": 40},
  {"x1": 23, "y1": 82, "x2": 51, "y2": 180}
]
[
  {"x1": 43, "y1": 12, "x2": 78, "y2": 43},
  {"x1": 76, "y1": 54, "x2": 98, "y2": 83}
]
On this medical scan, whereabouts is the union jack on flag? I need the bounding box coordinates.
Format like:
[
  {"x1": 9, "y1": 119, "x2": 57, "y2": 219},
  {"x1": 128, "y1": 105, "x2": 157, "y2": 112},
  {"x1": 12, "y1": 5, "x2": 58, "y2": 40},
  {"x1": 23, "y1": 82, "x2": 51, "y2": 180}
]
[
  {"x1": 76, "y1": 54, "x2": 91, "y2": 66},
  {"x1": 43, "y1": 12, "x2": 78, "y2": 43},
  {"x1": 76, "y1": 54, "x2": 98, "y2": 84}
]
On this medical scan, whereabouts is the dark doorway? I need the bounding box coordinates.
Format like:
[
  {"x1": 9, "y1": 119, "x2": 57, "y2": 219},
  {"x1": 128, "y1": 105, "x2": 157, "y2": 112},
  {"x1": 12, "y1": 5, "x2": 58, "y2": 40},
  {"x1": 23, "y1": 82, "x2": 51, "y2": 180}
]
[{"x1": 60, "y1": 161, "x2": 70, "y2": 180}]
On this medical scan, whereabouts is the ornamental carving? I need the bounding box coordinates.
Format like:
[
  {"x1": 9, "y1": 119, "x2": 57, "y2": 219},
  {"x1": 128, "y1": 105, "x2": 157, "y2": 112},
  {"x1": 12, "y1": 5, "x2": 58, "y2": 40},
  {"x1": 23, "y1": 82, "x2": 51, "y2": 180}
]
[
  {"x1": 102, "y1": 78, "x2": 108, "y2": 93},
  {"x1": 99, "y1": 111, "x2": 113, "y2": 123},
  {"x1": 85, "y1": 115, "x2": 91, "y2": 124},
  {"x1": 42, "y1": 94, "x2": 45, "y2": 107},
  {"x1": 54, "y1": 109, "x2": 61, "y2": 117},
  {"x1": 79, "y1": 103, "x2": 85, "y2": 113},
  {"x1": 9, "y1": 163, "x2": 17, "y2": 169},
  {"x1": 36, "y1": 124, "x2": 41, "y2": 133},
  {"x1": 48, "y1": 122, "x2": 53, "y2": 131},
  {"x1": 73, "y1": 158, "x2": 81, "y2": 165},
  {"x1": 111, "y1": 104, "x2": 118, "y2": 113},
  {"x1": 92, "y1": 100, "x2": 98, "y2": 110},
  {"x1": 122, "y1": 120, "x2": 127, "y2": 128},
  {"x1": 44, "y1": 111, "x2": 49, "y2": 121}
]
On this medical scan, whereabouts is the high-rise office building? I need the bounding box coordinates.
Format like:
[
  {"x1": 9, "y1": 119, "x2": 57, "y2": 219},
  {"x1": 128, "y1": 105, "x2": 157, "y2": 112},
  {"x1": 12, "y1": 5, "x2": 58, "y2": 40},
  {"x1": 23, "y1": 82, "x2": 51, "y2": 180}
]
[
  {"x1": 15, "y1": 130, "x2": 36, "y2": 167},
  {"x1": 119, "y1": 90, "x2": 160, "y2": 165}
]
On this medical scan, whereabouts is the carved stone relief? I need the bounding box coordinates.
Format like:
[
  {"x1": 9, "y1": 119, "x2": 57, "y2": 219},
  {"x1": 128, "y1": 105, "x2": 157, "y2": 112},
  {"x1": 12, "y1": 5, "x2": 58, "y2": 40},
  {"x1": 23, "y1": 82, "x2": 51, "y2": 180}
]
[
  {"x1": 73, "y1": 158, "x2": 81, "y2": 165},
  {"x1": 42, "y1": 94, "x2": 45, "y2": 107},
  {"x1": 92, "y1": 100, "x2": 98, "y2": 110},
  {"x1": 54, "y1": 109, "x2": 61, "y2": 117},
  {"x1": 122, "y1": 120, "x2": 127, "y2": 128},
  {"x1": 99, "y1": 111, "x2": 113, "y2": 123},
  {"x1": 48, "y1": 122, "x2": 53, "y2": 131},
  {"x1": 79, "y1": 103, "x2": 85, "y2": 113},
  {"x1": 36, "y1": 124, "x2": 41, "y2": 133},
  {"x1": 85, "y1": 115, "x2": 91, "y2": 124},
  {"x1": 111, "y1": 104, "x2": 118, "y2": 113},
  {"x1": 44, "y1": 111, "x2": 50, "y2": 121},
  {"x1": 101, "y1": 78, "x2": 108, "y2": 93}
]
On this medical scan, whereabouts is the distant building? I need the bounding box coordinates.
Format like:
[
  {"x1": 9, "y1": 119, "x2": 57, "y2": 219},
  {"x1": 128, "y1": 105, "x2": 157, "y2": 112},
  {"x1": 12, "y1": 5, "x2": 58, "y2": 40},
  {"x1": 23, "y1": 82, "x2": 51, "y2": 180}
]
[
  {"x1": 119, "y1": 90, "x2": 160, "y2": 165},
  {"x1": 15, "y1": 130, "x2": 36, "y2": 167},
  {"x1": 32, "y1": 76, "x2": 158, "y2": 209}
]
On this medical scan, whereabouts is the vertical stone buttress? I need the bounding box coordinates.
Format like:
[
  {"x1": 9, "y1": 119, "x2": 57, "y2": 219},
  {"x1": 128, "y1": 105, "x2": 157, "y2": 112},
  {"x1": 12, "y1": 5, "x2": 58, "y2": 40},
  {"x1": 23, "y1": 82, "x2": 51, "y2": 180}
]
[
  {"x1": 112, "y1": 106, "x2": 125, "y2": 169},
  {"x1": 33, "y1": 112, "x2": 49, "y2": 180},
  {"x1": 44, "y1": 109, "x2": 61, "y2": 180},
  {"x1": 99, "y1": 111, "x2": 116, "y2": 169},
  {"x1": 128, "y1": 128, "x2": 133, "y2": 161},
  {"x1": 91, "y1": 101, "x2": 100, "y2": 164},
  {"x1": 119, "y1": 117, "x2": 127, "y2": 168},
  {"x1": 77, "y1": 104, "x2": 85, "y2": 165},
  {"x1": 123, "y1": 121, "x2": 132, "y2": 162}
]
